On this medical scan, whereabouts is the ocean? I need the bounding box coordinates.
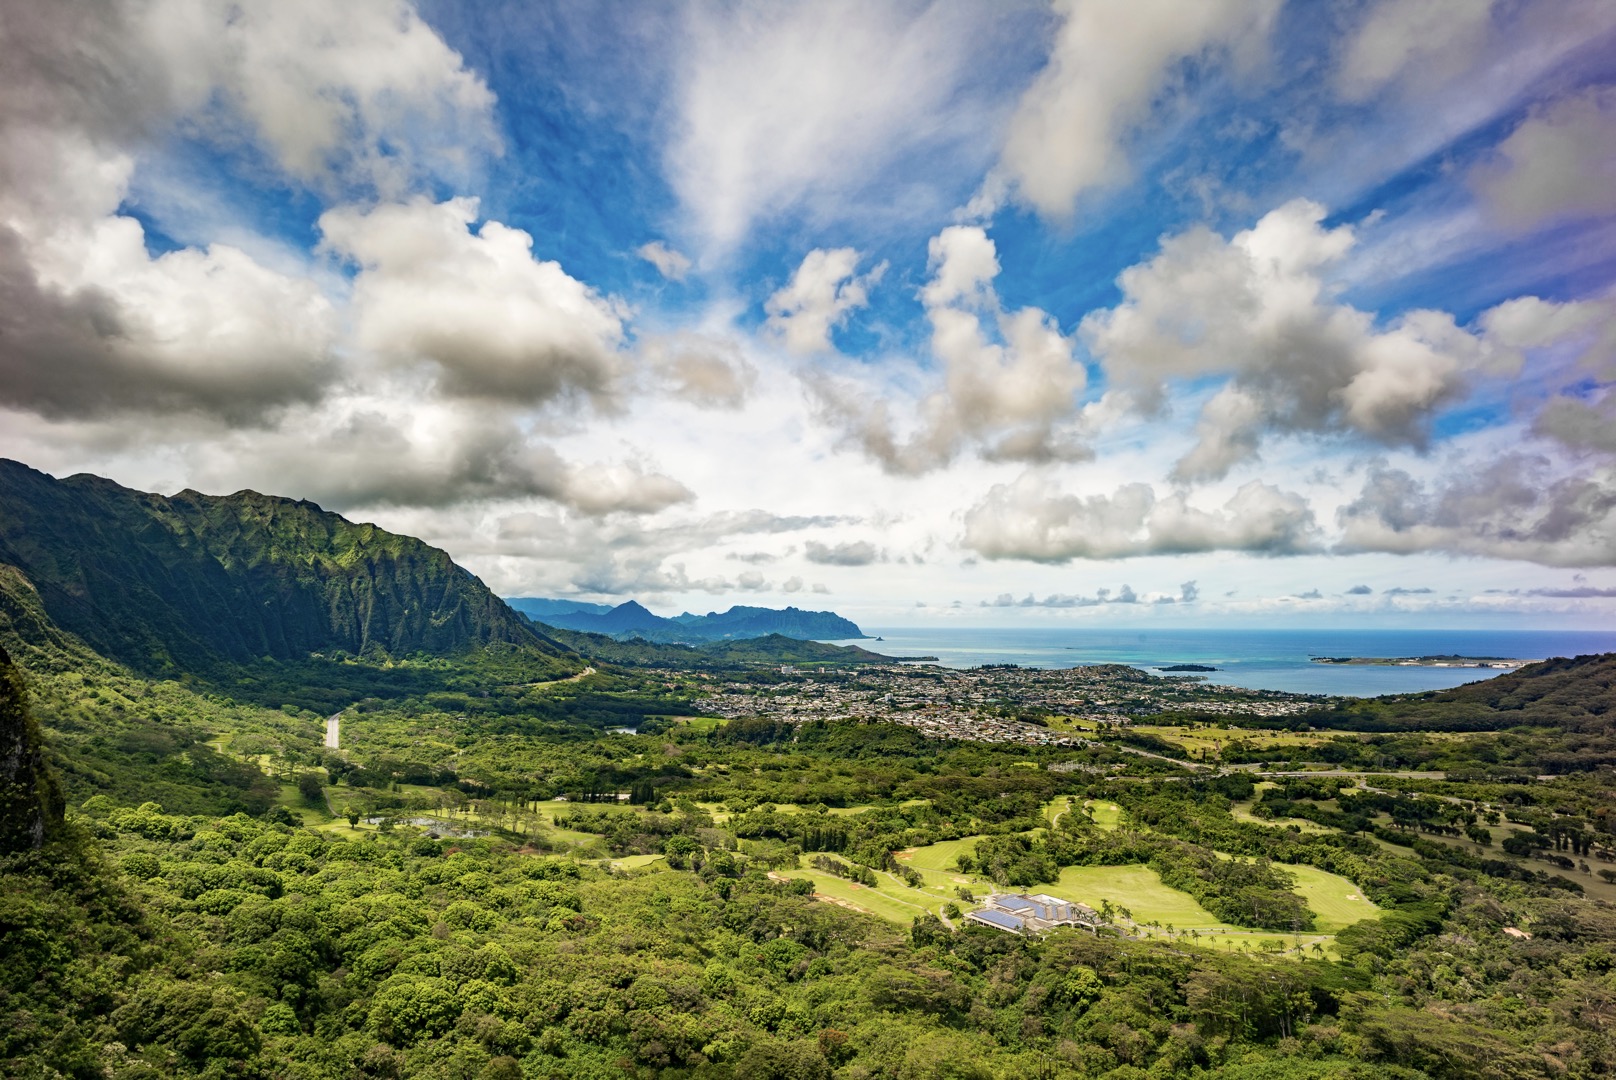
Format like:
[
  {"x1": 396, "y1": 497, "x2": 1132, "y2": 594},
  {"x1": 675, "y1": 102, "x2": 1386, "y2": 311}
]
[{"x1": 830, "y1": 627, "x2": 1616, "y2": 697}]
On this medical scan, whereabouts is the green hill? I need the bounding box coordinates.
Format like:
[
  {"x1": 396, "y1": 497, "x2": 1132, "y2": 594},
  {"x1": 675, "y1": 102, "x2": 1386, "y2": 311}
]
[
  {"x1": 1297, "y1": 652, "x2": 1616, "y2": 732},
  {"x1": 0, "y1": 460, "x2": 561, "y2": 675}
]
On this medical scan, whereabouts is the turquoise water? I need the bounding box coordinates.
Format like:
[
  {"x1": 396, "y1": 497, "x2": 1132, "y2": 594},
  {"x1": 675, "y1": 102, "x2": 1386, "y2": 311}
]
[{"x1": 829, "y1": 628, "x2": 1616, "y2": 697}]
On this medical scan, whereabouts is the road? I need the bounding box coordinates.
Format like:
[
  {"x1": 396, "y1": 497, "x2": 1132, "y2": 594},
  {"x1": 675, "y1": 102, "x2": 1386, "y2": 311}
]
[
  {"x1": 520, "y1": 666, "x2": 596, "y2": 688},
  {"x1": 325, "y1": 712, "x2": 341, "y2": 750}
]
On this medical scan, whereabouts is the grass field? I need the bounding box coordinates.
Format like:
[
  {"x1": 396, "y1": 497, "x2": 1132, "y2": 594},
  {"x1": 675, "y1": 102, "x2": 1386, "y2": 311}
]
[
  {"x1": 898, "y1": 835, "x2": 989, "y2": 873},
  {"x1": 274, "y1": 781, "x2": 331, "y2": 827},
  {"x1": 1050, "y1": 864, "x2": 1220, "y2": 927},
  {"x1": 1286, "y1": 864, "x2": 1380, "y2": 933},
  {"x1": 1128, "y1": 724, "x2": 1330, "y2": 759},
  {"x1": 776, "y1": 868, "x2": 951, "y2": 923},
  {"x1": 613, "y1": 854, "x2": 666, "y2": 870},
  {"x1": 1229, "y1": 799, "x2": 1332, "y2": 833},
  {"x1": 1043, "y1": 795, "x2": 1077, "y2": 826},
  {"x1": 1084, "y1": 800, "x2": 1123, "y2": 830}
]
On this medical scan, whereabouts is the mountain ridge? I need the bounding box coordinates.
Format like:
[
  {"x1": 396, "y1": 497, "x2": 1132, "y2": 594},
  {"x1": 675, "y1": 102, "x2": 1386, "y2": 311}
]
[
  {"x1": 0, "y1": 459, "x2": 564, "y2": 674},
  {"x1": 513, "y1": 596, "x2": 865, "y2": 643}
]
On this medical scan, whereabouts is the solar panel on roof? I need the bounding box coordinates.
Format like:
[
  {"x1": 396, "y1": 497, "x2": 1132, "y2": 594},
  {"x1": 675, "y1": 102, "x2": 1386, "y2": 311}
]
[{"x1": 970, "y1": 909, "x2": 1025, "y2": 930}]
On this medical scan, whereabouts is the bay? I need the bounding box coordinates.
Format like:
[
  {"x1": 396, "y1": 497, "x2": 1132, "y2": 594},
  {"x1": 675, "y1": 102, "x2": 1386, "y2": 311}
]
[{"x1": 830, "y1": 627, "x2": 1616, "y2": 697}]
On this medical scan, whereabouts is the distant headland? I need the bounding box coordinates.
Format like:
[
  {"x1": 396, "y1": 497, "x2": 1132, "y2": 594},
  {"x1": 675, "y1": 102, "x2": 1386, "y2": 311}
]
[
  {"x1": 1310, "y1": 655, "x2": 1533, "y2": 668},
  {"x1": 504, "y1": 597, "x2": 866, "y2": 645}
]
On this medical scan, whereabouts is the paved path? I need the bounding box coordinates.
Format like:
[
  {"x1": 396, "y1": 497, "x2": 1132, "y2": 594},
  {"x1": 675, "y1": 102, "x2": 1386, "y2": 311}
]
[{"x1": 325, "y1": 712, "x2": 341, "y2": 750}]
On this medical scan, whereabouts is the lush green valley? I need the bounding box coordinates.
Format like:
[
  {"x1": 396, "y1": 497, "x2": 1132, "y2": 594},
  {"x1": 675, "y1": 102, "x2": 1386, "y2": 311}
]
[{"x1": 4, "y1": 471, "x2": 1616, "y2": 1079}]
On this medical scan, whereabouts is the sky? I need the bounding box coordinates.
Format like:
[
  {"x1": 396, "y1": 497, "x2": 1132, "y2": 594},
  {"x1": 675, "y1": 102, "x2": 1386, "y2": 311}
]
[{"x1": 1, "y1": 0, "x2": 1615, "y2": 630}]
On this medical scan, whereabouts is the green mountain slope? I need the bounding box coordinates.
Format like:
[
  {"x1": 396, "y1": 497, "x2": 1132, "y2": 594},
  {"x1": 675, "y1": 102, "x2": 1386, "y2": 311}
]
[
  {"x1": 0, "y1": 459, "x2": 558, "y2": 674},
  {"x1": 1299, "y1": 652, "x2": 1616, "y2": 732}
]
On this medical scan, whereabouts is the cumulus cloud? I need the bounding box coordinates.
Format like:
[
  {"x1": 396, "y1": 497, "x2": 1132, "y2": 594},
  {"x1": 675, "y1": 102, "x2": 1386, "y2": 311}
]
[
  {"x1": 998, "y1": 0, "x2": 1281, "y2": 219},
  {"x1": 320, "y1": 197, "x2": 625, "y2": 406},
  {"x1": 640, "y1": 333, "x2": 756, "y2": 408},
  {"x1": 781, "y1": 576, "x2": 804, "y2": 592},
  {"x1": 804, "y1": 540, "x2": 883, "y2": 567},
  {"x1": 1337, "y1": 456, "x2": 1616, "y2": 567},
  {"x1": 478, "y1": 508, "x2": 860, "y2": 597},
  {"x1": 1346, "y1": 584, "x2": 1374, "y2": 595},
  {"x1": 1534, "y1": 394, "x2": 1616, "y2": 455},
  {"x1": 1473, "y1": 86, "x2": 1616, "y2": 228},
  {"x1": 0, "y1": 109, "x2": 336, "y2": 423},
  {"x1": 0, "y1": 0, "x2": 498, "y2": 425},
  {"x1": 143, "y1": 0, "x2": 498, "y2": 194},
  {"x1": 811, "y1": 226, "x2": 1087, "y2": 473},
  {"x1": 1080, "y1": 199, "x2": 1569, "y2": 480},
  {"x1": 0, "y1": 219, "x2": 337, "y2": 422},
  {"x1": 1383, "y1": 586, "x2": 1433, "y2": 595},
  {"x1": 963, "y1": 475, "x2": 1320, "y2": 562},
  {"x1": 181, "y1": 404, "x2": 692, "y2": 516},
  {"x1": 637, "y1": 241, "x2": 692, "y2": 281},
  {"x1": 765, "y1": 248, "x2": 883, "y2": 354},
  {"x1": 1336, "y1": 0, "x2": 1498, "y2": 101}
]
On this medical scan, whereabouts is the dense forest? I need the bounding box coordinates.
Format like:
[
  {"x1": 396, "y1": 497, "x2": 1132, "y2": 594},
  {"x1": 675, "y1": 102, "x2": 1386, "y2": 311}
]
[{"x1": 4, "y1": 472, "x2": 1616, "y2": 1078}]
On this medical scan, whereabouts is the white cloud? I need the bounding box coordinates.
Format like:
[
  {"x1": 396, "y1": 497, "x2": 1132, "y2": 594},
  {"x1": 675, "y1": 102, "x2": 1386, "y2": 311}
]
[
  {"x1": 142, "y1": 0, "x2": 498, "y2": 194},
  {"x1": 1337, "y1": 456, "x2": 1616, "y2": 567},
  {"x1": 998, "y1": 0, "x2": 1281, "y2": 219},
  {"x1": 640, "y1": 332, "x2": 757, "y2": 409},
  {"x1": 0, "y1": 121, "x2": 336, "y2": 423},
  {"x1": 320, "y1": 197, "x2": 625, "y2": 406},
  {"x1": 0, "y1": 0, "x2": 499, "y2": 425},
  {"x1": 804, "y1": 540, "x2": 883, "y2": 566},
  {"x1": 920, "y1": 225, "x2": 1000, "y2": 308},
  {"x1": 963, "y1": 474, "x2": 1321, "y2": 561},
  {"x1": 169, "y1": 397, "x2": 692, "y2": 516},
  {"x1": 1336, "y1": 0, "x2": 1498, "y2": 101},
  {"x1": 665, "y1": 0, "x2": 1015, "y2": 248},
  {"x1": 765, "y1": 248, "x2": 883, "y2": 354},
  {"x1": 810, "y1": 225, "x2": 1087, "y2": 473},
  {"x1": 1472, "y1": 86, "x2": 1616, "y2": 228},
  {"x1": 637, "y1": 241, "x2": 692, "y2": 281},
  {"x1": 1077, "y1": 199, "x2": 1562, "y2": 480}
]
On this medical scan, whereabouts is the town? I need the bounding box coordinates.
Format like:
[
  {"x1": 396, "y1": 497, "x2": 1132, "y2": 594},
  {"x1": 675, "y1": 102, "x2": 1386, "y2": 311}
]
[{"x1": 692, "y1": 661, "x2": 1321, "y2": 745}]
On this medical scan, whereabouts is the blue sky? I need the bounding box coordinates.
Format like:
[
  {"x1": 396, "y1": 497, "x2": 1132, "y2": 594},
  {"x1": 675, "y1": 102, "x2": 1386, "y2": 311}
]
[{"x1": 2, "y1": 0, "x2": 1615, "y2": 627}]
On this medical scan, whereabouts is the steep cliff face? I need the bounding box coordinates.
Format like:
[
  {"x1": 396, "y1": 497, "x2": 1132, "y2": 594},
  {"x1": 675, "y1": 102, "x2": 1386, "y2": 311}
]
[
  {"x1": 0, "y1": 644, "x2": 62, "y2": 852},
  {"x1": 0, "y1": 459, "x2": 553, "y2": 673}
]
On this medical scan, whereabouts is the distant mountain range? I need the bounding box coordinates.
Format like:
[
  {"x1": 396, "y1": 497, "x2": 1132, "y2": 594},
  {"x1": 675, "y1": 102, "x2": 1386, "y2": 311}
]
[{"x1": 505, "y1": 597, "x2": 866, "y2": 643}]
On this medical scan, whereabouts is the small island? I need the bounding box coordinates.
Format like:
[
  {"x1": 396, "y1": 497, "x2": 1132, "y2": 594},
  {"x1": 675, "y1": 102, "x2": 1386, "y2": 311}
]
[
  {"x1": 1311, "y1": 654, "x2": 1533, "y2": 668},
  {"x1": 1157, "y1": 663, "x2": 1220, "y2": 672}
]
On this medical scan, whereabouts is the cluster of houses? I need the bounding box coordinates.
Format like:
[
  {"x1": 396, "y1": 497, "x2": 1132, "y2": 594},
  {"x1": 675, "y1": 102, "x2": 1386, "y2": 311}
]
[{"x1": 964, "y1": 892, "x2": 1102, "y2": 934}]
